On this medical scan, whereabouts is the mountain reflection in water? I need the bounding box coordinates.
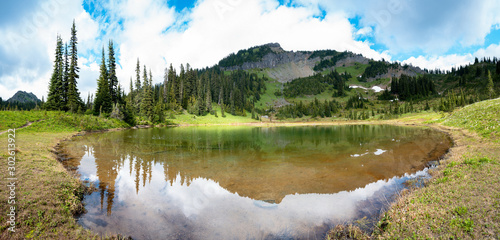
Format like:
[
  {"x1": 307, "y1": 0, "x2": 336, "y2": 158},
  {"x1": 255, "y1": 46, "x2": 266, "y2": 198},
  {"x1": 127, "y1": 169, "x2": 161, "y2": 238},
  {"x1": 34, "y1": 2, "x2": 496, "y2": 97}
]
[{"x1": 61, "y1": 125, "x2": 451, "y2": 239}]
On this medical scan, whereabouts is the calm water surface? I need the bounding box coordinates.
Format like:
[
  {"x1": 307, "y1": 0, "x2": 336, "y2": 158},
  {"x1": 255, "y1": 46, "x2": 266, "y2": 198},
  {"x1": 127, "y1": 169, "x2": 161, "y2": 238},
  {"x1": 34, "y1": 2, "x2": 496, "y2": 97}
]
[{"x1": 61, "y1": 125, "x2": 451, "y2": 239}]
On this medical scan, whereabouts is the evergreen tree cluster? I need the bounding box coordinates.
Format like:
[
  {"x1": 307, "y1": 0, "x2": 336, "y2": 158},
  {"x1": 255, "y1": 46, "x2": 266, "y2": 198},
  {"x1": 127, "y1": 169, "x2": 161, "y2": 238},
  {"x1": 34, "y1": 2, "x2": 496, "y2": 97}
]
[
  {"x1": 438, "y1": 90, "x2": 476, "y2": 112},
  {"x1": 283, "y1": 74, "x2": 326, "y2": 97},
  {"x1": 93, "y1": 41, "x2": 127, "y2": 115},
  {"x1": 45, "y1": 20, "x2": 84, "y2": 113},
  {"x1": 89, "y1": 41, "x2": 135, "y2": 124},
  {"x1": 440, "y1": 57, "x2": 499, "y2": 99},
  {"x1": 390, "y1": 75, "x2": 436, "y2": 100},
  {"x1": 283, "y1": 70, "x2": 350, "y2": 98},
  {"x1": 377, "y1": 88, "x2": 395, "y2": 101},
  {"x1": 277, "y1": 98, "x2": 341, "y2": 119},
  {"x1": 0, "y1": 98, "x2": 41, "y2": 111},
  {"x1": 312, "y1": 52, "x2": 352, "y2": 71},
  {"x1": 345, "y1": 94, "x2": 370, "y2": 109},
  {"x1": 218, "y1": 45, "x2": 274, "y2": 68},
  {"x1": 361, "y1": 60, "x2": 398, "y2": 79},
  {"x1": 125, "y1": 64, "x2": 267, "y2": 121},
  {"x1": 308, "y1": 49, "x2": 338, "y2": 60}
]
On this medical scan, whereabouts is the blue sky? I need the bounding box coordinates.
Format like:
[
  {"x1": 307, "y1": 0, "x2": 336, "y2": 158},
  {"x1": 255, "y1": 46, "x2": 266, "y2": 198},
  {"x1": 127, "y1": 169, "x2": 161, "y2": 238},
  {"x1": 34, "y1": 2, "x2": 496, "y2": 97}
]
[{"x1": 1, "y1": 0, "x2": 500, "y2": 100}]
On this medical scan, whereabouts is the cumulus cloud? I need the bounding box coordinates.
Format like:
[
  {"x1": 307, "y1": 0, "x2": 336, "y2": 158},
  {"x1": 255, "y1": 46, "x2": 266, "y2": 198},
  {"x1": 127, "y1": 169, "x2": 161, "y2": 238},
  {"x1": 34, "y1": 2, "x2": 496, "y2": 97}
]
[
  {"x1": 91, "y1": 0, "x2": 390, "y2": 93},
  {"x1": 403, "y1": 43, "x2": 500, "y2": 72},
  {"x1": 402, "y1": 55, "x2": 473, "y2": 72},
  {"x1": 300, "y1": 0, "x2": 500, "y2": 56},
  {"x1": 1, "y1": 0, "x2": 500, "y2": 100},
  {"x1": 0, "y1": 0, "x2": 99, "y2": 100},
  {"x1": 474, "y1": 43, "x2": 500, "y2": 59}
]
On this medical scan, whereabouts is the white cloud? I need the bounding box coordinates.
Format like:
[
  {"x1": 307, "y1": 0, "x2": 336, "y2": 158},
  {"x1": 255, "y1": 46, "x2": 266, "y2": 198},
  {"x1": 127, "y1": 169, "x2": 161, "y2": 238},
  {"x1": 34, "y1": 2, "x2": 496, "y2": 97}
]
[
  {"x1": 2, "y1": 0, "x2": 500, "y2": 100},
  {"x1": 356, "y1": 27, "x2": 372, "y2": 36},
  {"x1": 107, "y1": 0, "x2": 390, "y2": 92},
  {"x1": 402, "y1": 55, "x2": 473, "y2": 72},
  {"x1": 0, "y1": 0, "x2": 100, "y2": 100},
  {"x1": 401, "y1": 43, "x2": 500, "y2": 71},
  {"x1": 474, "y1": 43, "x2": 500, "y2": 59},
  {"x1": 301, "y1": 0, "x2": 500, "y2": 55}
]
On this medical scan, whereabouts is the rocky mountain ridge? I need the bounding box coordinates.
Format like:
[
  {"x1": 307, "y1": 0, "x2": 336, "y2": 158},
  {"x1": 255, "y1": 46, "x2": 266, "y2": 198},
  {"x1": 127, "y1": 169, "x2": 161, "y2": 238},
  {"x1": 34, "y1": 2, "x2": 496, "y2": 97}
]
[{"x1": 219, "y1": 43, "x2": 424, "y2": 83}]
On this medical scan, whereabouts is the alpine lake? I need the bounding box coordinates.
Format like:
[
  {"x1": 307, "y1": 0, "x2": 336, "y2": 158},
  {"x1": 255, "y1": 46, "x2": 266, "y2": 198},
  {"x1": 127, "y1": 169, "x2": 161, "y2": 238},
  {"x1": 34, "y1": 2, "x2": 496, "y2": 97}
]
[{"x1": 60, "y1": 124, "x2": 452, "y2": 239}]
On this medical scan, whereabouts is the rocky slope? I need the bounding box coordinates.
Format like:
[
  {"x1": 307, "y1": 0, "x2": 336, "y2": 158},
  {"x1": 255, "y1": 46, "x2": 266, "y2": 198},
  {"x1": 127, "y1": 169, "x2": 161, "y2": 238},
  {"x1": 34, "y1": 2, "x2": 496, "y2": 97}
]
[{"x1": 220, "y1": 43, "x2": 424, "y2": 83}]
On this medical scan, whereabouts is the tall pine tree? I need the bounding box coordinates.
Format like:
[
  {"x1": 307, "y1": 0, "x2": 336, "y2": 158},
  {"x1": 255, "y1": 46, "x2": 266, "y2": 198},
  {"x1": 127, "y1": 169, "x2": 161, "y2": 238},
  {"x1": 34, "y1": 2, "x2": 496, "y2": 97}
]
[
  {"x1": 167, "y1": 64, "x2": 177, "y2": 109},
  {"x1": 141, "y1": 66, "x2": 153, "y2": 119},
  {"x1": 206, "y1": 77, "x2": 212, "y2": 112},
  {"x1": 67, "y1": 20, "x2": 84, "y2": 112},
  {"x1": 62, "y1": 43, "x2": 69, "y2": 111},
  {"x1": 46, "y1": 35, "x2": 64, "y2": 111},
  {"x1": 108, "y1": 40, "x2": 118, "y2": 104},
  {"x1": 94, "y1": 48, "x2": 112, "y2": 114}
]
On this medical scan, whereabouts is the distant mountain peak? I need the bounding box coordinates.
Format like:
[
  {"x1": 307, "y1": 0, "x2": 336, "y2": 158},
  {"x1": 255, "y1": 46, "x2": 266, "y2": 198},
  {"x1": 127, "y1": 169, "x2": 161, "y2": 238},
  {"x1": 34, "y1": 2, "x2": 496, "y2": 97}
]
[
  {"x1": 262, "y1": 42, "x2": 283, "y2": 52},
  {"x1": 7, "y1": 91, "x2": 41, "y2": 103}
]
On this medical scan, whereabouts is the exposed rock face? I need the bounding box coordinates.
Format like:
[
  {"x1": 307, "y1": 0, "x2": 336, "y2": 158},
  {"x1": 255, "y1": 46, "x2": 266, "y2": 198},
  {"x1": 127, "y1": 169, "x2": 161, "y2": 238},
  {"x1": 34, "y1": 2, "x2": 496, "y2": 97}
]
[
  {"x1": 221, "y1": 43, "x2": 425, "y2": 83},
  {"x1": 223, "y1": 43, "x2": 320, "y2": 82},
  {"x1": 334, "y1": 54, "x2": 370, "y2": 67},
  {"x1": 224, "y1": 43, "x2": 317, "y2": 73},
  {"x1": 265, "y1": 61, "x2": 316, "y2": 83},
  {"x1": 371, "y1": 65, "x2": 425, "y2": 81}
]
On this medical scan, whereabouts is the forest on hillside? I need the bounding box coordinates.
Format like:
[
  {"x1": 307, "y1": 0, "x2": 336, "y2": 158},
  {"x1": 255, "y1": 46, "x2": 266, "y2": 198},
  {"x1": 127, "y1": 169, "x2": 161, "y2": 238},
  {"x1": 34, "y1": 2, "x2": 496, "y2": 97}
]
[
  {"x1": 3, "y1": 22, "x2": 499, "y2": 124},
  {"x1": 40, "y1": 21, "x2": 269, "y2": 124}
]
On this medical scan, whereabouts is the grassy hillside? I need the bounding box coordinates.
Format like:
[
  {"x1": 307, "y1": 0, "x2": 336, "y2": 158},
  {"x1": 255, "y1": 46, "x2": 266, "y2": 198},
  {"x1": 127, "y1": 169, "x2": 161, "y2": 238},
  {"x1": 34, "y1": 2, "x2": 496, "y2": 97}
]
[
  {"x1": 1, "y1": 98, "x2": 499, "y2": 239},
  {"x1": 442, "y1": 97, "x2": 500, "y2": 141},
  {"x1": 0, "y1": 111, "x2": 129, "y2": 239},
  {"x1": 0, "y1": 111, "x2": 129, "y2": 133},
  {"x1": 372, "y1": 98, "x2": 500, "y2": 239},
  {"x1": 170, "y1": 106, "x2": 259, "y2": 125}
]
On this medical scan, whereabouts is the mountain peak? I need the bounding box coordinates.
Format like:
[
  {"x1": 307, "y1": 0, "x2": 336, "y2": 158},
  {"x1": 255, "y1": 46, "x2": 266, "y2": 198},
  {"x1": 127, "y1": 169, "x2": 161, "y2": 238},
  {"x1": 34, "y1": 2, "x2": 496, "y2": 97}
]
[
  {"x1": 7, "y1": 91, "x2": 41, "y2": 103},
  {"x1": 262, "y1": 42, "x2": 283, "y2": 52}
]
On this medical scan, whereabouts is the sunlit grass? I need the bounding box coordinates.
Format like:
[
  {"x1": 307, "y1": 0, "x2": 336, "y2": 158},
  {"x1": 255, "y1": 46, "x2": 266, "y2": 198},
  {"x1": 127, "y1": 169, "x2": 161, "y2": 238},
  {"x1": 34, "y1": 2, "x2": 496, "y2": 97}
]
[
  {"x1": 375, "y1": 98, "x2": 500, "y2": 239},
  {"x1": 170, "y1": 105, "x2": 259, "y2": 125},
  {"x1": 442, "y1": 98, "x2": 500, "y2": 141}
]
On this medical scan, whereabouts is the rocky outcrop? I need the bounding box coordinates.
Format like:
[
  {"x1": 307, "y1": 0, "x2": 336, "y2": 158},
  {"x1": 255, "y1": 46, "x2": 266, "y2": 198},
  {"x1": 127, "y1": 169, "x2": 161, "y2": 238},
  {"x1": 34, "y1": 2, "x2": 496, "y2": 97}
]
[
  {"x1": 221, "y1": 43, "x2": 425, "y2": 83},
  {"x1": 372, "y1": 65, "x2": 426, "y2": 81},
  {"x1": 223, "y1": 43, "x2": 317, "y2": 72},
  {"x1": 334, "y1": 54, "x2": 370, "y2": 67}
]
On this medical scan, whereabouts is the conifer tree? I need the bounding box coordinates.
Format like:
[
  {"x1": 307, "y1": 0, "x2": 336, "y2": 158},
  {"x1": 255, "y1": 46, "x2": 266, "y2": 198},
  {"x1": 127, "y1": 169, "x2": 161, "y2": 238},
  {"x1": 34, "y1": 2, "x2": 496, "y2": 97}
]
[
  {"x1": 86, "y1": 92, "x2": 91, "y2": 110},
  {"x1": 496, "y1": 61, "x2": 500, "y2": 75},
  {"x1": 486, "y1": 70, "x2": 495, "y2": 99},
  {"x1": 163, "y1": 67, "x2": 168, "y2": 102},
  {"x1": 179, "y1": 64, "x2": 185, "y2": 108},
  {"x1": 141, "y1": 66, "x2": 154, "y2": 120},
  {"x1": 135, "y1": 59, "x2": 141, "y2": 91},
  {"x1": 167, "y1": 64, "x2": 177, "y2": 109},
  {"x1": 220, "y1": 87, "x2": 226, "y2": 117},
  {"x1": 132, "y1": 59, "x2": 142, "y2": 114},
  {"x1": 67, "y1": 20, "x2": 84, "y2": 112},
  {"x1": 94, "y1": 48, "x2": 112, "y2": 114},
  {"x1": 62, "y1": 43, "x2": 69, "y2": 111},
  {"x1": 128, "y1": 77, "x2": 134, "y2": 106},
  {"x1": 196, "y1": 75, "x2": 205, "y2": 115},
  {"x1": 46, "y1": 35, "x2": 64, "y2": 111},
  {"x1": 206, "y1": 78, "x2": 212, "y2": 113},
  {"x1": 108, "y1": 40, "x2": 118, "y2": 103}
]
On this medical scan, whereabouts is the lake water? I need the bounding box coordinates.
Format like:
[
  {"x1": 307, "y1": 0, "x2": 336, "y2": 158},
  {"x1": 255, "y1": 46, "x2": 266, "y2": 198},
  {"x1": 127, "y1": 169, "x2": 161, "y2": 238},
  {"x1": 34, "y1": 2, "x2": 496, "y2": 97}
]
[{"x1": 61, "y1": 125, "x2": 451, "y2": 239}]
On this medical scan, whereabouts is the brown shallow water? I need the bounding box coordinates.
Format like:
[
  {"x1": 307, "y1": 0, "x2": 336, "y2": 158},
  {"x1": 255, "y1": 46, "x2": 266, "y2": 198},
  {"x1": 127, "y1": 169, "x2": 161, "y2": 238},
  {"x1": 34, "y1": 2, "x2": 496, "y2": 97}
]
[{"x1": 61, "y1": 125, "x2": 451, "y2": 239}]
